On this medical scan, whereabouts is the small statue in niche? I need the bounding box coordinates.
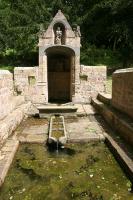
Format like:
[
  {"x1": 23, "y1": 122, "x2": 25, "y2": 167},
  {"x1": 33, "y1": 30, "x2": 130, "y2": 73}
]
[{"x1": 55, "y1": 27, "x2": 62, "y2": 45}]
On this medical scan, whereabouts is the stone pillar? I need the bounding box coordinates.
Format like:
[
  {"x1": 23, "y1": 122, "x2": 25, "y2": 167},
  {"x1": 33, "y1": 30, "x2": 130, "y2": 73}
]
[
  {"x1": 38, "y1": 52, "x2": 48, "y2": 103},
  {"x1": 72, "y1": 55, "x2": 81, "y2": 103},
  {"x1": 70, "y1": 56, "x2": 75, "y2": 101}
]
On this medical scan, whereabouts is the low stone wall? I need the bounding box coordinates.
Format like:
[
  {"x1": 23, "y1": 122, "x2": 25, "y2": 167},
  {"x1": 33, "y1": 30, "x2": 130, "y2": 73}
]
[
  {"x1": 0, "y1": 71, "x2": 13, "y2": 120},
  {"x1": 76, "y1": 65, "x2": 106, "y2": 103},
  {"x1": 14, "y1": 67, "x2": 40, "y2": 104},
  {"x1": 14, "y1": 65, "x2": 106, "y2": 104},
  {"x1": 112, "y1": 68, "x2": 133, "y2": 119},
  {"x1": 0, "y1": 70, "x2": 31, "y2": 145}
]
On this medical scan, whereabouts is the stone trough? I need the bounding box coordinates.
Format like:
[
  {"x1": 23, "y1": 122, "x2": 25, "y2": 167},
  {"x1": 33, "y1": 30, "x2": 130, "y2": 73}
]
[{"x1": 48, "y1": 115, "x2": 67, "y2": 147}]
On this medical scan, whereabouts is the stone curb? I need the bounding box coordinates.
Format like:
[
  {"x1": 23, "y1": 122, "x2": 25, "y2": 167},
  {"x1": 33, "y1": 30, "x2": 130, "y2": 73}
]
[
  {"x1": 92, "y1": 98, "x2": 133, "y2": 146},
  {"x1": 104, "y1": 132, "x2": 133, "y2": 184},
  {"x1": 0, "y1": 140, "x2": 19, "y2": 187}
]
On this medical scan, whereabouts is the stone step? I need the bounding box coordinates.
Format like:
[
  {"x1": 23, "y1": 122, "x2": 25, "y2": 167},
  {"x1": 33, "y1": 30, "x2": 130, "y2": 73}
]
[
  {"x1": 38, "y1": 105, "x2": 78, "y2": 118},
  {"x1": 97, "y1": 92, "x2": 111, "y2": 105},
  {"x1": 91, "y1": 98, "x2": 133, "y2": 147}
]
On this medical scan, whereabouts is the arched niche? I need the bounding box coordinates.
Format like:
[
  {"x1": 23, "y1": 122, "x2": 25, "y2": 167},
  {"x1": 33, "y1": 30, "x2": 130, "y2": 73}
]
[
  {"x1": 53, "y1": 22, "x2": 66, "y2": 45},
  {"x1": 46, "y1": 46, "x2": 75, "y2": 103}
]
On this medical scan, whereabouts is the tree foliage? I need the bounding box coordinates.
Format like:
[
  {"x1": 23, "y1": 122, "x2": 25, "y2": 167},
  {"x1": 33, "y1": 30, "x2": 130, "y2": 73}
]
[{"x1": 0, "y1": 0, "x2": 133, "y2": 67}]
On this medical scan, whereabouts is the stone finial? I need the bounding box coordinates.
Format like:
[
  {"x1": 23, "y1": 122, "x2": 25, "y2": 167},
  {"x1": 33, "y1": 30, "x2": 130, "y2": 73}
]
[
  {"x1": 58, "y1": 10, "x2": 62, "y2": 14},
  {"x1": 73, "y1": 26, "x2": 81, "y2": 37},
  {"x1": 54, "y1": 10, "x2": 66, "y2": 20}
]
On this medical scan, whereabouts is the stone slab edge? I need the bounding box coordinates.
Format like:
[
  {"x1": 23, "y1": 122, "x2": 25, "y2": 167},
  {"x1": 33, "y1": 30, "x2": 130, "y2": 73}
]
[
  {"x1": 92, "y1": 98, "x2": 133, "y2": 146},
  {"x1": 67, "y1": 134, "x2": 105, "y2": 143},
  {"x1": 0, "y1": 140, "x2": 19, "y2": 187},
  {"x1": 19, "y1": 139, "x2": 46, "y2": 144},
  {"x1": 104, "y1": 132, "x2": 133, "y2": 184}
]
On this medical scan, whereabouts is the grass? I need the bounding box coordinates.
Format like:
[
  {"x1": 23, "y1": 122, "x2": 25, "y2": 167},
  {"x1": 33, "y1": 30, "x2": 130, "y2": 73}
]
[
  {"x1": 0, "y1": 65, "x2": 15, "y2": 72},
  {"x1": 106, "y1": 76, "x2": 112, "y2": 94}
]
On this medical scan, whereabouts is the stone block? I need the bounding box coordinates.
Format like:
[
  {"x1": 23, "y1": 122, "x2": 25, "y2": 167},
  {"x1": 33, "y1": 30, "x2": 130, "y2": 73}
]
[{"x1": 112, "y1": 68, "x2": 133, "y2": 119}]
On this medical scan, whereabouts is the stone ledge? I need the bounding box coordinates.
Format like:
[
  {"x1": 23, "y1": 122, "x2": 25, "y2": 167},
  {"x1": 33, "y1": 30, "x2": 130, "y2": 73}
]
[
  {"x1": 0, "y1": 96, "x2": 25, "y2": 121},
  {"x1": 67, "y1": 134, "x2": 105, "y2": 143},
  {"x1": 0, "y1": 102, "x2": 31, "y2": 145},
  {"x1": 92, "y1": 98, "x2": 133, "y2": 147},
  {"x1": 0, "y1": 139, "x2": 19, "y2": 187},
  {"x1": 104, "y1": 132, "x2": 133, "y2": 184},
  {"x1": 114, "y1": 68, "x2": 133, "y2": 74},
  {"x1": 97, "y1": 93, "x2": 111, "y2": 105}
]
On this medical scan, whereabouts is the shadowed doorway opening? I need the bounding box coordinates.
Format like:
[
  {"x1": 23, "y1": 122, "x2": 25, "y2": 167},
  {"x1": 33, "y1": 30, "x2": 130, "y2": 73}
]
[
  {"x1": 46, "y1": 46, "x2": 75, "y2": 103},
  {"x1": 48, "y1": 53, "x2": 70, "y2": 102}
]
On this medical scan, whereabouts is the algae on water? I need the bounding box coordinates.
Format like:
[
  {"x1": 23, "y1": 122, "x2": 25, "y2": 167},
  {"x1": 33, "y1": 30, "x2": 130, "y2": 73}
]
[{"x1": 0, "y1": 143, "x2": 132, "y2": 200}]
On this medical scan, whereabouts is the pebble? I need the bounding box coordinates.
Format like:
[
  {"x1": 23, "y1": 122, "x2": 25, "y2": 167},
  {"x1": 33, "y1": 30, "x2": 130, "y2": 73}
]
[{"x1": 90, "y1": 174, "x2": 93, "y2": 178}]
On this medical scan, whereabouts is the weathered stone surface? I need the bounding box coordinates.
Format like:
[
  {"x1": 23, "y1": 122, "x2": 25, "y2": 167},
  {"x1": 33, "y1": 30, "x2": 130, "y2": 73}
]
[
  {"x1": 18, "y1": 123, "x2": 48, "y2": 143},
  {"x1": 112, "y1": 68, "x2": 133, "y2": 119},
  {"x1": 66, "y1": 117, "x2": 105, "y2": 143},
  {"x1": 0, "y1": 139, "x2": 19, "y2": 187},
  {"x1": 0, "y1": 71, "x2": 13, "y2": 120},
  {"x1": 92, "y1": 98, "x2": 133, "y2": 146},
  {"x1": 0, "y1": 102, "x2": 31, "y2": 145},
  {"x1": 21, "y1": 125, "x2": 48, "y2": 135}
]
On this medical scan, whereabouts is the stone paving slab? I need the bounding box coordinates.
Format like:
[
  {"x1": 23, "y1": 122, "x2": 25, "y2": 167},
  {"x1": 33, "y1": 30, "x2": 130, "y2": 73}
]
[
  {"x1": 21, "y1": 125, "x2": 48, "y2": 135},
  {"x1": 19, "y1": 134, "x2": 47, "y2": 144},
  {"x1": 18, "y1": 124, "x2": 48, "y2": 143},
  {"x1": 75, "y1": 104, "x2": 85, "y2": 116},
  {"x1": 82, "y1": 104, "x2": 97, "y2": 115},
  {"x1": 75, "y1": 104, "x2": 97, "y2": 116}
]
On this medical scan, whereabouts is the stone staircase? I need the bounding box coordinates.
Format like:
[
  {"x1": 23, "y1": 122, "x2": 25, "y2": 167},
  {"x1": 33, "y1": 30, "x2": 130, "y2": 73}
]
[{"x1": 92, "y1": 92, "x2": 133, "y2": 147}]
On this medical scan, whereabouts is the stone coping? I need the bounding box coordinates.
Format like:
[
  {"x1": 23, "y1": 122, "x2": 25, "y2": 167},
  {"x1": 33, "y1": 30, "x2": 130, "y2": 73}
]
[
  {"x1": 14, "y1": 67, "x2": 37, "y2": 70},
  {"x1": 114, "y1": 68, "x2": 133, "y2": 74},
  {"x1": 0, "y1": 70, "x2": 12, "y2": 75},
  {"x1": 104, "y1": 132, "x2": 133, "y2": 184},
  {"x1": 81, "y1": 65, "x2": 106, "y2": 68},
  {"x1": 92, "y1": 98, "x2": 133, "y2": 146},
  {"x1": 0, "y1": 139, "x2": 19, "y2": 187}
]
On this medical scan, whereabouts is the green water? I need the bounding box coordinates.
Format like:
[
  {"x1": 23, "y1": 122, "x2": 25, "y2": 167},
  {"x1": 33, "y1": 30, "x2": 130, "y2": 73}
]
[{"x1": 0, "y1": 143, "x2": 132, "y2": 200}]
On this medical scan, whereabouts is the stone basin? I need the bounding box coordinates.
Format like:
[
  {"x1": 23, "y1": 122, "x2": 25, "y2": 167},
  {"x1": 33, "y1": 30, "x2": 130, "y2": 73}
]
[{"x1": 48, "y1": 115, "x2": 67, "y2": 146}]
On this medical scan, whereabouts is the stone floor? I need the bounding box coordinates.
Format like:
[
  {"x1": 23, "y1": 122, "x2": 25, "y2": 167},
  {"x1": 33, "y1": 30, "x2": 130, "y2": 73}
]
[
  {"x1": 75, "y1": 104, "x2": 97, "y2": 116},
  {"x1": 18, "y1": 124, "x2": 48, "y2": 143},
  {"x1": 16, "y1": 104, "x2": 104, "y2": 143}
]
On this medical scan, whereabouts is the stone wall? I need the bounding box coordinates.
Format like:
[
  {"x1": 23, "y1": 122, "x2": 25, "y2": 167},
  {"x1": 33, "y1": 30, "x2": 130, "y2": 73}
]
[
  {"x1": 14, "y1": 65, "x2": 107, "y2": 104},
  {"x1": 14, "y1": 67, "x2": 41, "y2": 104},
  {"x1": 75, "y1": 65, "x2": 106, "y2": 103},
  {"x1": 112, "y1": 68, "x2": 133, "y2": 119},
  {"x1": 0, "y1": 70, "x2": 14, "y2": 120},
  {"x1": 0, "y1": 70, "x2": 31, "y2": 144}
]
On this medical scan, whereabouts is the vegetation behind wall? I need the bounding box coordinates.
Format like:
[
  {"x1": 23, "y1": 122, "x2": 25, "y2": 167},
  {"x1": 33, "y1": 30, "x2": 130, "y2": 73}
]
[{"x1": 0, "y1": 0, "x2": 133, "y2": 71}]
